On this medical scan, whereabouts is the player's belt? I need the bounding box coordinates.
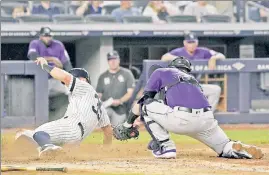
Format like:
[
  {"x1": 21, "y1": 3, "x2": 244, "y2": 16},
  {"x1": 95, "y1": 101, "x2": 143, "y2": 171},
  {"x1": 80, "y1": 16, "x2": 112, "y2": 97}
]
[
  {"x1": 78, "y1": 122, "x2": 85, "y2": 138},
  {"x1": 176, "y1": 107, "x2": 211, "y2": 113}
]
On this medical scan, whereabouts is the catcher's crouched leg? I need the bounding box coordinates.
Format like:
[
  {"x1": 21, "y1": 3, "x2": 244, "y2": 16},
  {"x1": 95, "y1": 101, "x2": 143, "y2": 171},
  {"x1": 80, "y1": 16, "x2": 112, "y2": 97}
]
[
  {"x1": 142, "y1": 102, "x2": 176, "y2": 159},
  {"x1": 221, "y1": 141, "x2": 263, "y2": 159}
]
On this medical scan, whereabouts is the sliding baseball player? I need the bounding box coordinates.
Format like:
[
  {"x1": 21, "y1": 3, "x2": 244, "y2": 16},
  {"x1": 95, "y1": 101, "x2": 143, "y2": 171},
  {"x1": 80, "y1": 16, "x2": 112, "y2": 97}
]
[{"x1": 15, "y1": 57, "x2": 112, "y2": 158}]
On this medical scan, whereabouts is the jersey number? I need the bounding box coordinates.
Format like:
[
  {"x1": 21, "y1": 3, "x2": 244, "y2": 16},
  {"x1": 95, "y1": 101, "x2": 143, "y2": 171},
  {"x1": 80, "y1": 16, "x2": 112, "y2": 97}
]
[{"x1": 92, "y1": 94, "x2": 102, "y2": 121}]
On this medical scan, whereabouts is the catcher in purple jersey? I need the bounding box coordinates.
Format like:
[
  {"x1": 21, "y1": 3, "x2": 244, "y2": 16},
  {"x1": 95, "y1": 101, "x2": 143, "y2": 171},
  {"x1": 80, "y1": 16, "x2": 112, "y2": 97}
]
[{"x1": 113, "y1": 56, "x2": 263, "y2": 159}]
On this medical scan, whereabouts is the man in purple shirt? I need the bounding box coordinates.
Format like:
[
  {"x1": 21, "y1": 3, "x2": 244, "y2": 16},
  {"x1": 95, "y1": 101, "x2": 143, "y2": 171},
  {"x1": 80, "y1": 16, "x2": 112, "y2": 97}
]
[
  {"x1": 161, "y1": 33, "x2": 225, "y2": 112},
  {"x1": 28, "y1": 27, "x2": 73, "y2": 98},
  {"x1": 113, "y1": 57, "x2": 263, "y2": 160}
]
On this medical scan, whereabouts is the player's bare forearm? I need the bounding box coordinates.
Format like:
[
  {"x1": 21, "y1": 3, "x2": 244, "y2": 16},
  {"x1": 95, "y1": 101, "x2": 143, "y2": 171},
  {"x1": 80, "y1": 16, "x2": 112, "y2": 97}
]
[
  {"x1": 102, "y1": 125, "x2": 112, "y2": 145},
  {"x1": 132, "y1": 103, "x2": 140, "y2": 116},
  {"x1": 122, "y1": 103, "x2": 140, "y2": 128},
  {"x1": 35, "y1": 57, "x2": 71, "y2": 85},
  {"x1": 45, "y1": 57, "x2": 63, "y2": 69},
  {"x1": 50, "y1": 67, "x2": 72, "y2": 86}
]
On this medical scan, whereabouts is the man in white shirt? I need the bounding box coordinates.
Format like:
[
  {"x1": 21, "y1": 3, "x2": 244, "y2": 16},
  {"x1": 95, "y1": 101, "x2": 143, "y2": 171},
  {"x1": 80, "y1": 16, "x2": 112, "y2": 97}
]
[{"x1": 183, "y1": 1, "x2": 218, "y2": 20}]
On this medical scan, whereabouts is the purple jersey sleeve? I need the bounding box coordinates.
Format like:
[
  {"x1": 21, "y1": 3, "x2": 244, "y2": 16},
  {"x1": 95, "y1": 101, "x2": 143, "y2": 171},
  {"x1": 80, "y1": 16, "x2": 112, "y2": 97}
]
[
  {"x1": 169, "y1": 48, "x2": 183, "y2": 56},
  {"x1": 144, "y1": 69, "x2": 162, "y2": 92},
  {"x1": 202, "y1": 48, "x2": 217, "y2": 59},
  {"x1": 58, "y1": 42, "x2": 70, "y2": 64},
  {"x1": 27, "y1": 40, "x2": 39, "y2": 56}
]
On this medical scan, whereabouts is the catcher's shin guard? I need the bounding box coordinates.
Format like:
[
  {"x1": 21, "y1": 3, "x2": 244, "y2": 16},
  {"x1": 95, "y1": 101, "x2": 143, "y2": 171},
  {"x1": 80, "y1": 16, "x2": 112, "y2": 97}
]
[{"x1": 140, "y1": 104, "x2": 169, "y2": 151}]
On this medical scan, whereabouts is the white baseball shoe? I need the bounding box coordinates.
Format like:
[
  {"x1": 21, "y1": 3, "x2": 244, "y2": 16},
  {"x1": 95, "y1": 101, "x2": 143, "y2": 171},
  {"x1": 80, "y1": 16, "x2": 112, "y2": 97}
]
[
  {"x1": 151, "y1": 140, "x2": 177, "y2": 159},
  {"x1": 38, "y1": 144, "x2": 63, "y2": 159},
  {"x1": 152, "y1": 148, "x2": 177, "y2": 159}
]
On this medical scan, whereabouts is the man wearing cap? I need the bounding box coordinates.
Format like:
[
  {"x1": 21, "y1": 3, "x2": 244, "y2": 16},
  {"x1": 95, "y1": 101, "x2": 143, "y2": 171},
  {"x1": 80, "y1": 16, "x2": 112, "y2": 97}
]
[
  {"x1": 96, "y1": 51, "x2": 135, "y2": 126},
  {"x1": 27, "y1": 27, "x2": 73, "y2": 119},
  {"x1": 161, "y1": 33, "x2": 225, "y2": 112},
  {"x1": 28, "y1": 27, "x2": 73, "y2": 97}
]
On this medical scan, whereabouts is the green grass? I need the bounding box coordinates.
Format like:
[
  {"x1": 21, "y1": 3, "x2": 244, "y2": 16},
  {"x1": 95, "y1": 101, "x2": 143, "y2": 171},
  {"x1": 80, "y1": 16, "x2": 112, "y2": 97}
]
[
  {"x1": 2, "y1": 129, "x2": 268, "y2": 145},
  {"x1": 83, "y1": 129, "x2": 269, "y2": 145}
]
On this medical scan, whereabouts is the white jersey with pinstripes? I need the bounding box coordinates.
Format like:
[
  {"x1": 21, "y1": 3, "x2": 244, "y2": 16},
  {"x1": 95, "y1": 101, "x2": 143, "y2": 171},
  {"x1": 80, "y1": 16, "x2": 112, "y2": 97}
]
[{"x1": 35, "y1": 76, "x2": 110, "y2": 145}]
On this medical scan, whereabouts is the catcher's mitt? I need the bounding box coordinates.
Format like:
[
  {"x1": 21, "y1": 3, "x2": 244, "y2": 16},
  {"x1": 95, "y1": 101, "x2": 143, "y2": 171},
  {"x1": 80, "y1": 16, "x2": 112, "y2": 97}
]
[{"x1": 113, "y1": 124, "x2": 139, "y2": 141}]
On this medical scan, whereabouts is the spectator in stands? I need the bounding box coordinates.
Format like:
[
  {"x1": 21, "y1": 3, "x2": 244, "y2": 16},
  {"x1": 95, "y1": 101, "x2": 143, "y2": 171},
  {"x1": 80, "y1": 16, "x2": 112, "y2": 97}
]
[
  {"x1": 27, "y1": 27, "x2": 73, "y2": 98},
  {"x1": 183, "y1": 1, "x2": 218, "y2": 20},
  {"x1": 111, "y1": 1, "x2": 140, "y2": 22},
  {"x1": 167, "y1": 1, "x2": 193, "y2": 13},
  {"x1": 12, "y1": 6, "x2": 30, "y2": 19},
  {"x1": 163, "y1": 1, "x2": 182, "y2": 15},
  {"x1": 75, "y1": 1, "x2": 103, "y2": 16},
  {"x1": 32, "y1": 1, "x2": 60, "y2": 18},
  {"x1": 161, "y1": 33, "x2": 225, "y2": 112},
  {"x1": 96, "y1": 51, "x2": 135, "y2": 127},
  {"x1": 143, "y1": 1, "x2": 170, "y2": 23},
  {"x1": 259, "y1": 1, "x2": 269, "y2": 22}
]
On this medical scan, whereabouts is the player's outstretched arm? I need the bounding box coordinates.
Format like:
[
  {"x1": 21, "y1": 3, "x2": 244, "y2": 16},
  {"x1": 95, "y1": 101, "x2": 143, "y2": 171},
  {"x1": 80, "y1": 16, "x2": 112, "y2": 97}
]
[
  {"x1": 101, "y1": 125, "x2": 112, "y2": 145},
  {"x1": 35, "y1": 57, "x2": 72, "y2": 86}
]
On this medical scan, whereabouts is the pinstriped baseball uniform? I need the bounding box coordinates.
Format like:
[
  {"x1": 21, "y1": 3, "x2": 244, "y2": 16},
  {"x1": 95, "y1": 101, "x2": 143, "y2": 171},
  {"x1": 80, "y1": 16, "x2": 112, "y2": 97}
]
[{"x1": 34, "y1": 76, "x2": 110, "y2": 145}]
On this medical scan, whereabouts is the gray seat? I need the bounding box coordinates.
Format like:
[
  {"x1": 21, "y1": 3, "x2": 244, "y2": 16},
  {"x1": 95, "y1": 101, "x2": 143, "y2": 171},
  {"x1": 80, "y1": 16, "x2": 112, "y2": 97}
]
[
  {"x1": 166, "y1": 15, "x2": 197, "y2": 23},
  {"x1": 201, "y1": 15, "x2": 231, "y2": 23},
  {"x1": 1, "y1": 2, "x2": 28, "y2": 15},
  {"x1": 85, "y1": 15, "x2": 117, "y2": 23},
  {"x1": 123, "y1": 16, "x2": 153, "y2": 23},
  {"x1": 1, "y1": 15, "x2": 19, "y2": 23},
  {"x1": 103, "y1": 4, "x2": 120, "y2": 15},
  {"x1": 52, "y1": 14, "x2": 84, "y2": 23},
  {"x1": 17, "y1": 15, "x2": 51, "y2": 23}
]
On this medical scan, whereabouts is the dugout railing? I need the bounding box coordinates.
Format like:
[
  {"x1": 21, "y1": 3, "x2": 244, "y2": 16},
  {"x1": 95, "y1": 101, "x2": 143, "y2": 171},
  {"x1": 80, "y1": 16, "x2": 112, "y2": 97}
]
[{"x1": 1, "y1": 59, "x2": 269, "y2": 128}]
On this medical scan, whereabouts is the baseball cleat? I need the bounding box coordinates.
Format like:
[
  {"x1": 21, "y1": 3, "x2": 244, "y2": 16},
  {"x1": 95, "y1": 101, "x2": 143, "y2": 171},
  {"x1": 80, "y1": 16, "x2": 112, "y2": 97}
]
[
  {"x1": 38, "y1": 144, "x2": 63, "y2": 159},
  {"x1": 152, "y1": 145, "x2": 177, "y2": 159},
  {"x1": 232, "y1": 142, "x2": 263, "y2": 159},
  {"x1": 152, "y1": 149, "x2": 177, "y2": 159}
]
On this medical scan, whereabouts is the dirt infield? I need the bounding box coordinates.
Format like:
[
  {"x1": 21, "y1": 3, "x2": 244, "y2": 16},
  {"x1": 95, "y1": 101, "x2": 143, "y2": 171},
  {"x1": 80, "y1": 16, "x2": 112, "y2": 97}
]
[{"x1": 2, "y1": 125, "x2": 269, "y2": 175}]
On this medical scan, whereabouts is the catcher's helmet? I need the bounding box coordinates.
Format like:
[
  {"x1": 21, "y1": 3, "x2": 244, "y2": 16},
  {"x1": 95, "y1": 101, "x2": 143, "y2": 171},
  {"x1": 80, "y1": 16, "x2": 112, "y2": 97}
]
[
  {"x1": 168, "y1": 56, "x2": 192, "y2": 72},
  {"x1": 68, "y1": 68, "x2": 91, "y2": 84},
  {"x1": 39, "y1": 27, "x2": 52, "y2": 37}
]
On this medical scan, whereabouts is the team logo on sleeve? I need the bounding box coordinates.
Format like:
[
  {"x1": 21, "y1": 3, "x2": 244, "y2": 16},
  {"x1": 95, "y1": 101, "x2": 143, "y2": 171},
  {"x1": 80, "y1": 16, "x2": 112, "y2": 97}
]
[{"x1": 104, "y1": 77, "x2": 110, "y2": 85}]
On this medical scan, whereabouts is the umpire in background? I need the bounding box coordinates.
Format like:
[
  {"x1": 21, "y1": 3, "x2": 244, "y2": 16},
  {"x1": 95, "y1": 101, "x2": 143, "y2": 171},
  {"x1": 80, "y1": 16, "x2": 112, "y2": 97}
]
[
  {"x1": 27, "y1": 27, "x2": 73, "y2": 119},
  {"x1": 96, "y1": 51, "x2": 135, "y2": 126}
]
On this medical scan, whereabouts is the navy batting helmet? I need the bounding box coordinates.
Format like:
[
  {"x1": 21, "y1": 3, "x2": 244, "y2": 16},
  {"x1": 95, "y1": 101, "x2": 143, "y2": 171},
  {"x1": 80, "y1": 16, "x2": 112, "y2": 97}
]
[
  {"x1": 168, "y1": 56, "x2": 192, "y2": 72},
  {"x1": 68, "y1": 68, "x2": 91, "y2": 84}
]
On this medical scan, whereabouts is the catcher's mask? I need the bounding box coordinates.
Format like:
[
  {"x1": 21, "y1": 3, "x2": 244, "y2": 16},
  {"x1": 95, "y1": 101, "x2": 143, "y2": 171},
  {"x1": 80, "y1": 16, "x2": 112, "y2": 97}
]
[
  {"x1": 168, "y1": 56, "x2": 192, "y2": 72},
  {"x1": 68, "y1": 68, "x2": 91, "y2": 84}
]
